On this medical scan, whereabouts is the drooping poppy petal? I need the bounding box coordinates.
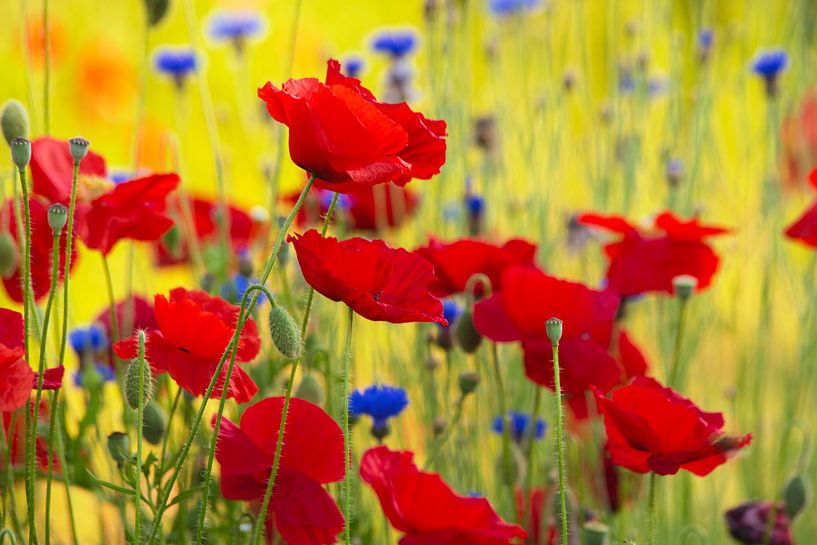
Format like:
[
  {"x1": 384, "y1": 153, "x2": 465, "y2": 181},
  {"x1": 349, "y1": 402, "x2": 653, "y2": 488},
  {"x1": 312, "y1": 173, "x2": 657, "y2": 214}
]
[{"x1": 29, "y1": 137, "x2": 107, "y2": 204}]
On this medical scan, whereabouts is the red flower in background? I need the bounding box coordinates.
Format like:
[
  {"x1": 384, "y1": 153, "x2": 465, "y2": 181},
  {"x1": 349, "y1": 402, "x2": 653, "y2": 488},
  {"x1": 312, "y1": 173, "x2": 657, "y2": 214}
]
[
  {"x1": 725, "y1": 501, "x2": 794, "y2": 545},
  {"x1": 416, "y1": 238, "x2": 538, "y2": 297},
  {"x1": 30, "y1": 137, "x2": 108, "y2": 204},
  {"x1": 594, "y1": 377, "x2": 751, "y2": 476},
  {"x1": 96, "y1": 296, "x2": 158, "y2": 342},
  {"x1": 2, "y1": 402, "x2": 60, "y2": 471},
  {"x1": 289, "y1": 230, "x2": 446, "y2": 325},
  {"x1": 473, "y1": 266, "x2": 649, "y2": 419},
  {"x1": 1, "y1": 198, "x2": 78, "y2": 303},
  {"x1": 259, "y1": 59, "x2": 446, "y2": 192},
  {"x1": 784, "y1": 168, "x2": 817, "y2": 248},
  {"x1": 514, "y1": 488, "x2": 556, "y2": 545},
  {"x1": 578, "y1": 211, "x2": 729, "y2": 297},
  {"x1": 82, "y1": 173, "x2": 179, "y2": 254},
  {"x1": 114, "y1": 288, "x2": 260, "y2": 403},
  {"x1": 780, "y1": 90, "x2": 817, "y2": 188},
  {"x1": 360, "y1": 446, "x2": 526, "y2": 545},
  {"x1": 0, "y1": 308, "x2": 24, "y2": 349},
  {"x1": 213, "y1": 396, "x2": 345, "y2": 545}
]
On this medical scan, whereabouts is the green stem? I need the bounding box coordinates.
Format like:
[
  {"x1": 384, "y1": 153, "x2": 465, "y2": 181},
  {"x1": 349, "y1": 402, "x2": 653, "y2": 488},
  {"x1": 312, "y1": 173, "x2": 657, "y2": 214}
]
[
  {"x1": 423, "y1": 396, "x2": 465, "y2": 470},
  {"x1": 146, "y1": 174, "x2": 316, "y2": 545},
  {"x1": 135, "y1": 332, "x2": 147, "y2": 545},
  {"x1": 647, "y1": 472, "x2": 658, "y2": 545},
  {"x1": 159, "y1": 386, "x2": 182, "y2": 474},
  {"x1": 668, "y1": 298, "x2": 689, "y2": 389},
  {"x1": 523, "y1": 387, "x2": 542, "y2": 525},
  {"x1": 43, "y1": 391, "x2": 78, "y2": 545},
  {"x1": 341, "y1": 306, "x2": 354, "y2": 545},
  {"x1": 490, "y1": 342, "x2": 515, "y2": 517},
  {"x1": 551, "y1": 339, "x2": 568, "y2": 545},
  {"x1": 57, "y1": 162, "x2": 79, "y2": 371}
]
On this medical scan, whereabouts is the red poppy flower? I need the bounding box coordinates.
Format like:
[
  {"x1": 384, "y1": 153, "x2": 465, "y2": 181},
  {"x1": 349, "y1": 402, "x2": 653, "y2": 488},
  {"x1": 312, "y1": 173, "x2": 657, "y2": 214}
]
[
  {"x1": 416, "y1": 238, "x2": 538, "y2": 298},
  {"x1": 289, "y1": 230, "x2": 446, "y2": 325},
  {"x1": 0, "y1": 308, "x2": 24, "y2": 349},
  {"x1": 213, "y1": 396, "x2": 345, "y2": 545},
  {"x1": 780, "y1": 90, "x2": 817, "y2": 188},
  {"x1": 513, "y1": 488, "x2": 556, "y2": 545},
  {"x1": 114, "y1": 288, "x2": 260, "y2": 403},
  {"x1": 360, "y1": 446, "x2": 526, "y2": 545},
  {"x1": 2, "y1": 400, "x2": 60, "y2": 471},
  {"x1": 81, "y1": 173, "x2": 180, "y2": 255},
  {"x1": 29, "y1": 137, "x2": 108, "y2": 204},
  {"x1": 95, "y1": 295, "x2": 159, "y2": 342},
  {"x1": 783, "y1": 168, "x2": 817, "y2": 248},
  {"x1": 1, "y1": 198, "x2": 78, "y2": 303},
  {"x1": 594, "y1": 376, "x2": 751, "y2": 476},
  {"x1": 725, "y1": 501, "x2": 794, "y2": 545},
  {"x1": 578, "y1": 211, "x2": 730, "y2": 297},
  {"x1": 259, "y1": 59, "x2": 446, "y2": 193}
]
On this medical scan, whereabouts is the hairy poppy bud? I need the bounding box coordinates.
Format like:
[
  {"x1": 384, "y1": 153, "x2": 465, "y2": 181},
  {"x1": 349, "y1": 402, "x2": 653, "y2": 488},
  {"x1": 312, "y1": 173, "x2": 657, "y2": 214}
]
[
  {"x1": 0, "y1": 232, "x2": 18, "y2": 279},
  {"x1": 672, "y1": 274, "x2": 697, "y2": 300},
  {"x1": 458, "y1": 371, "x2": 480, "y2": 396},
  {"x1": 583, "y1": 521, "x2": 610, "y2": 545},
  {"x1": 10, "y1": 137, "x2": 31, "y2": 169},
  {"x1": 546, "y1": 317, "x2": 563, "y2": 344},
  {"x1": 47, "y1": 203, "x2": 68, "y2": 235},
  {"x1": 124, "y1": 357, "x2": 154, "y2": 410},
  {"x1": 1, "y1": 100, "x2": 29, "y2": 146},
  {"x1": 68, "y1": 137, "x2": 90, "y2": 163},
  {"x1": 107, "y1": 432, "x2": 130, "y2": 464},
  {"x1": 268, "y1": 303, "x2": 302, "y2": 359},
  {"x1": 142, "y1": 401, "x2": 166, "y2": 445},
  {"x1": 144, "y1": 0, "x2": 170, "y2": 26},
  {"x1": 454, "y1": 308, "x2": 482, "y2": 353},
  {"x1": 782, "y1": 473, "x2": 809, "y2": 519},
  {"x1": 295, "y1": 373, "x2": 324, "y2": 406}
]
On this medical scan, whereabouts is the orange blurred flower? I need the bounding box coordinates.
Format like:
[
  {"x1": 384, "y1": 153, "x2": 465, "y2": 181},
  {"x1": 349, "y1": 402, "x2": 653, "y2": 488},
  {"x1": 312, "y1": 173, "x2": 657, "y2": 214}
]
[{"x1": 75, "y1": 40, "x2": 136, "y2": 120}]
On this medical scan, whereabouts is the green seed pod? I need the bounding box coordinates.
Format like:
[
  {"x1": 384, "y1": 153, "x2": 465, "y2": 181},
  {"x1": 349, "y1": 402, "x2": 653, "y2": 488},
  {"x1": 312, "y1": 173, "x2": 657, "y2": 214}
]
[
  {"x1": 268, "y1": 304, "x2": 302, "y2": 359},
  {"x1": 458, "y1": 371, "x2": 480, "y2": 396},
  {"x1": 583, "y1": 521, "x2": 610, "y2": 545},
  {"x1": 454, "y1": 308, "x2": 482, "y2": 353},
  {"x1": 107, "y1": 432, "x2": 130, "y2": 464},
  {"x1": 782, "y1": 473, "x2": 809, "y2": 519},
  {"x1": 545, "y1": 317, "x2": 563, "y2": 344},
  {"x1": 144, "y1": 0, "x2": 170, "y2": 26},
  {"x1": 142, "y1": 401, "x2": 166, "y2": 445},
  {"x1": 47, "y1": 203, "x2": 68, "y2": 235},
  {"x1": 124, "y1": 357, "x2": 154, "y2": 410},
  {"x1": 0, "y1": 232, "x2": 19, "y2": 279},
  {"x1": 10, "y1": 137, "x2": 31, "y2": 169},
  {"x1": 672, "y1": 274, "x2": 697, "y2": 301},
  {"x1": 1, "y1": 99, "x2": 29, "y2": 146},
  {"x1": 295, "y1": 373, "x2": 324, "y2": 406},
  {"x1": 68, "y1": 137, "x2": 90, "y2": 163}
]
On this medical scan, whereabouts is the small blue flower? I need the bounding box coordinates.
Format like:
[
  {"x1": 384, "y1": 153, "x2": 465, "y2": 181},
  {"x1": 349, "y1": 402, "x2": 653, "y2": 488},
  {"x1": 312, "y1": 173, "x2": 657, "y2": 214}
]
[
  {"x1": 343, "y1": 55, "x2": 365, "y2": 78},
  {"x1": 349, "y1": 384, "x2": 409, "y2": 430},
  {"x1": 319, "y1": 191, "x2": 351, "y2": 211},
  {"x1": 208, "y1": 11, "x2": 265, "y2": 42},
  {"x1": 69, "y1": 325, "x2": 108, "y2": 355},
  {"x1": 488, "y1": 0, "x2": 540, "y2": 17},
  {"x1": 699, "y1": 29, "x2": 713, "y2": 50},
  {"x1": 154, "y1": 47, "x2": 198, "y2": 81},
  {"x1": 492, "y1": 411, "x2": 546, "y2": 442},
  {"x1": 221, "y1": 274, "x2": 268, "y2": 305},
  {"x1": 372, "y1": 29, "x2": 418, "y2": 58},
  {"x1": 752, "y1": 49, "x2": 788, "y2": 79},
  {"x1": 442, "y1": 299, "x2": 462, "y2": 328},
  {"x1": 109, "y1": 171, "x2": 133, "y2": 184},
  {"x1": 465, "y1": 193, "x2": 485, "y2": 216}
]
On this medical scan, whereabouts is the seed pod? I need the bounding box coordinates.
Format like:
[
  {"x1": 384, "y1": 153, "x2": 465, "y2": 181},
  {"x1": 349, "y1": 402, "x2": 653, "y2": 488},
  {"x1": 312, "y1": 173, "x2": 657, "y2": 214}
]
[
  {"x1": 107, "y1": 432, "x2": 130, "y2": 464},
  {"x1": 458, "y1": 371, "x2": 480, "y2": 396},
  {"x1": 268, "y1": 304, "x2": 302, "y2": 359},
  {"x1": 0, "y1": 232, "x2": 19, "y2": 279},
  {"x1": 10, "y1": 137, "x2": 31, "y2": 169},
  {"x1": 454, "y1": 308, "x2": 482, "y2": 353},
  {"x1": 545, "y1": 317, "x2": 563, "y2": 344},
  {"x1": 782, "y1": 473, "x2": 809, "y2": 519},
  {"x1": 142, "y1": 401, "x2": 166, "y2": 445},
  {"x1": 1, "y1": 100, "x2": 29, "y2": 146},
  {"x1": 47, "y1": 203, "x2": 68, "y2": 234},
  {"x1": 583, "y1": 521, "x2": 610, "y2": 545},
  {"x1": 672, "y1": 274, "x2": 697, "y2": 300},
  {"x1": 124, "y1": 357, "x2": 154, "y2": 410},
  {"x1": 68, "y1": 137, "x2": 90, "y2": 163}
]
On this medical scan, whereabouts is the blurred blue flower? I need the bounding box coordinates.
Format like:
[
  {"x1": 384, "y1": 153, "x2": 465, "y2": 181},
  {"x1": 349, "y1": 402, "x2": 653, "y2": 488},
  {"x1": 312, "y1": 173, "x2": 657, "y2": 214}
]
[
  {"x1": 221, "y1": 274, "x2": 268, "y2": 305},
  {"x1": 208, "y1": 11, "x2": 265, "y2": 42},
  {"x1": 319, "y1": 190, "x2": 351, "y2": 211},
  {"x1": 442, "y1": 299, "x2": 462, "y2": 328},
  {"x1": 488, "y1": 0, "x2": 540, "y2": 17},
  {"x1": 465, "y1": 193, "x2": 485, "y2": 216},
  {"x1": 752, "y1": 49, "x2": 787, "y2": 79},
  {"x1": 109, "y1": 171, "x2": 133, "y2": 184},
  {"x1": 154, "y1": 47, "x2": 198, "y2": 81},
  {"x1": 343, "y1": 55, "x2": 365, "y2": 78},
  {"x1": 699, "y1": 29, "x2": 713, "y2": 50},
  {"x1": 69, "y1": 325, "x2": 108, "y2": 355},
  {"x1": 349, "y1": 384, "x2": 409, "y2": 429},
  {"x1": 372, "y1": 29, "x2": 418, "y2": 58},
  {"x1": 73, "y1": 363, "x2": 116, "y2": 386},
  {"x1": 492, "y1": 411, "x2": 546, "y2": 442}
]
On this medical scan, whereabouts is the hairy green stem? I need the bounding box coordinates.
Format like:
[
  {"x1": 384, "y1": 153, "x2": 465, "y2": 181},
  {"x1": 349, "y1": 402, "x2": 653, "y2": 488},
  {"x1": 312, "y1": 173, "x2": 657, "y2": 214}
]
[
  {"x1": 668, "y1": 298, "x2": 689, "y2": 388},
  {"x1": 551, "y1": 338, "x2": 568, "y2": 545},
  {"x1": 341, "y1": 306, "x2": 354, "y2": 545},
  {"x1": 523, "y1": 387, "x2": 542, "y2": 525},
  {"x1": 647, "y1": 472, "x2": 658, "y2": 545},
  {"x1": 490, "y1": 342, "x2": 515, "y2": 518},
  {"x1": 135, "y1": 332, "x2": 147, "y2": 544}
]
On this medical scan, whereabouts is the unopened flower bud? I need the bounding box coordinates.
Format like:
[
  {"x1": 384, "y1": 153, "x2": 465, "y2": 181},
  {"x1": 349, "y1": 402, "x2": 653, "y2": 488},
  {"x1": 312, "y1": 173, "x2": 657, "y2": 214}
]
[
  {"x1": 144, "y1": 0, "x2": 170, "y2": 26},
  {"x1": 124, "y1": 357, "x2": 154, "y2": 410},
  {"x1": 1, "y1": 100, "x2": 29, "y2": 146},
  {"x1": 454, "y1": 308, "x2": 482, "y2": 354},
  {"x1": 0, "y1": 232, "x2": 18, "y2": 279},
  {"x1": 47, "y1": 203, "x2": 68, "y2": 234},
  {"x1": 546, "y1": 317, "x2": 563, "y2": 344},
  {"x1": 782, "y1": 473, "x2": 809, "y2": 519},
  {"x1": 11, "y1": 137, "x2": 31, "y2": 169},
  {"x1": 68, "y1": 137, "x2": 90, "y2": 163},
  {"x1": 458, "y1": 371, "x2": 480, "y2": 396},
  {"x1": 142, "y1": 401, "x2": 166, "y2": 445},
  {"x1": 107, "y1": 432, "x2": 130, "y2": 464},
  {"x1": 295, "y1": 373, "x2": 325, "y2": 406},
  {"x1": 583, "y1": 521, "x2": 610, "y2": 545},
  {"x1": 672, "y1": 274, "x2": 697, "y2": 300},
  {"x1": 268, "y1": 303, "x2": 302, "y2": 359}
]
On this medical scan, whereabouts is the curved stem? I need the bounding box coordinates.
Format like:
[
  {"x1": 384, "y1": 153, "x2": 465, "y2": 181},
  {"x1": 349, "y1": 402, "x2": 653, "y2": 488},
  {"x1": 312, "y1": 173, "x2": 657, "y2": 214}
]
[
  {"x1": 135, "y1": 332, "x2": 147, "y2": 545},
  {"x1": 341, "y1": 307, "x2": 354, "y2": 545},
  {"x1": 551, "y1": 339, "x2": 568, "y2": 545}
]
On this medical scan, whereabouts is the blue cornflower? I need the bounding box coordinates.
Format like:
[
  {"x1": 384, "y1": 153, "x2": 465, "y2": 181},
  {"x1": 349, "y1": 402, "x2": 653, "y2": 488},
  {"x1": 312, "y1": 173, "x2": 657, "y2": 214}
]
[
  {"x1": 492, "y1": 411, "x2": 547, "y2": 443},
  {"x1": 349, "y1": 384, "x2": 409, "y2": 431},
  {"x1": 372, "y1": 29, "x2": 418, "y2": 58},
  {"x1": 465, "y1": 193, "x2": 485, "y2": 216},
  {"x1": 488, "y1": 0, "x2": 540, "y2": 17},
  {"x1": 154, "y1": 47, "x2": 198, "y2": 83},
  {"x1": 752, "y1": 49, "x2": 788, "y2": 78},
  {"x1": 343, "y1": 55, "x2": 365, "y2": 78},
  {"x1": 69, "y1": 325, "x2": 108, "y2": 355},
  {"x1": 207, "y1": 11, "x2": 265, "y2": 43},
  {"x1": 319, "y1": 190, "x2": 351, "y2": 211},
  {"x1": 442, "y1": 299, "x2": 462, "y2": 328},
  {"x1": 109, "y1": 171, "x2": 133, "y2": 184},
  {"x1": 699, "y1": 29, "x2": 713, "y2": 50},
  {"x1": 221, "y1": 274, "x2": 268, "y2": 306}
]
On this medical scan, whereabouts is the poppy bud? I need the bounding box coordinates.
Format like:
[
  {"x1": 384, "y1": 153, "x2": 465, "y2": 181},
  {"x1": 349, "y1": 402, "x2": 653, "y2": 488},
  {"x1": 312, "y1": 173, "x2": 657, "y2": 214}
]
[
  {"x1": 107, "y1": 432, "x2": 130, "y2": 464},
  {"x1": 47, "y1": 203, "x2": 68, "y2": 235},
  {"x1": 458, "y1": 371, "x2": 480, "y2": 396},
  {"x1": 545, "y1": 317, "x2": 563, "y2": 344},
  {"x1": 295, "y1": 373, "x2": 324, "y2": 406},
  {"x1": 672, "y1": 274, "x2": 697, "y2": 300},
  {"x1": 268, "y1": 303, "x2": 302, "y2": 360},
  {"x1": 143, "y1": 0, "x2": 169, "y2": 26},
  {"x1": 0, "y1": 232, "x2": 18, "y2": 279},
  {"x1": 10, "y1": 137, "x2": 31, "y2": 169},
  {"x1": 142, "y1": 401, "x2": 166, "y2": 445},
  {"x1": 454, "y1": 308, "x2": 482, "y2": 353},
  {"x1": 68, "y1": 137, "x2": 90, "y2": 163},
  {"x1": 781, "y1": 473, "x2": 809, "y2": 519},
  {"x1": 1, "y1": 99, "x2": 29, "y2": 146},
  {"x1": 124, "y1": 357, "x2": 154, "y2": 410},
  {"x1": 583, "y1": 521, "x2": 610, "y2": 545}
]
